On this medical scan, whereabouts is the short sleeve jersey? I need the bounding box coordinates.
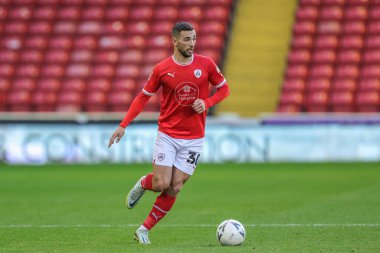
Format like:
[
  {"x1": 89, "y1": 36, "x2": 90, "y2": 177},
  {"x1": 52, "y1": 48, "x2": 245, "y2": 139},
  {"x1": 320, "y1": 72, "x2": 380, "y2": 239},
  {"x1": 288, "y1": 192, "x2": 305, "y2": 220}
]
[{"x1": 143, "y1": 54, "x2": 226, "y2": 139}]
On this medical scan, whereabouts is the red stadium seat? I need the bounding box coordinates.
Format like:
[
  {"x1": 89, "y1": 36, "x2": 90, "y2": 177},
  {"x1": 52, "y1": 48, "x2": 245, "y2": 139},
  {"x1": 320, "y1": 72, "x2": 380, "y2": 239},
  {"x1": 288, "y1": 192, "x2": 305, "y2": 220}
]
[
  {"x1": 319, "y1": 7, "x2": 343, "y2": 21},
  {"x1": 0, "y1": 50, "x2": 18, "y2": 63},
  {"x1": 54, "y1": 21, "x2": 77, "y2": 34},
  {"x1": 19, "y1": 50, "x2": 43, "y2": 63},
  {"x1": 365, "y1": 35, "x2": 380, "y2": 49},
  {"x1": 358, "y1": 78, "x2": 380, "y2": 91},
  {"x1": 311, "y1": 50, "x2": 336, "y2": 64},
  {"x1": 291, "y1": 35, "x2": 313, "y2": 49},
  {"x1": 151, "y1": 21, "x2": 173, "y2": 34},
  {"x1": 106, "y1": 7, "x2": 129, "y2": 20},
  {"x1": 12, "y1": 78, "x2": 36, "y2": 92},
  {"x1": 356, "y1": 91, "x2": 380, "y2": 112},
  {"x1": 119, "y1": 50, "x2": 143, "y2": 64},
  {"x1": 281, "y1": 79, "x2": 305, "y2": 92},
  {"x1": 204, "y1": 6, "x2": 230, "y2": 21},
  {"x1": 45, "y1": 50, "x2": 69, "y2": 63},
  {"x1": 91, "y1": 64, "x2": 115, "y2": 78},
  {"x1": 24, "y1": 36, "x2": 48, "y2": 49},
  {"x1": 122, "y1": 36, "x2": 146, "y2": 49},
  {"x1": 334, "y1": 64, "x2": 359, "y2": 79},
  {"x1": 108, "y1": 91, "x2": 133, "y2": 112},
  {"x1": 94, "y1": 50, "x2": 118, "y2": 63},
  {"x1": 56, "y1": 91, "x2": 82, "y2": 112},
  {"x1": 6, "y1": 90, "x2": 32, "y2": 111},
  {"x1": 85, "y1": 91, "x2": 107, "y2": 112},
  {"x1": 330, "y1": 90, "x2": 354, "y2": 112},
  {"x1": 66, "y1": 64, "x2": 90, "y2": 78},
  {"x1": 309, "y1": 64, "x2": 334, "y2": 79},
  {"x1": 305, "y1": 91, "x2": 329, "y2": 112},
  {"x1": 363, "y1": 50, "x2": 380, "y2": 63},
  {"x1": 339, "y1": 35, "x2": 364, "y2": 49},
  {"x1": 296, "y1": 6, "x2": 318, "y2": 21},
  {"x1": 288, "y1": 50, "x2": 311, "y2": 64},
  {"x1": 33, "y1": 6, "x2": 56, "y2": 20},
  {"x1": 127, "y1": 22, "x2": 150, "y2": 35},
  {"x1": 115, "y1": 64, "x2": 140, "y2": 79},
  {"x1": 344, "y1": 6, "x2": 367, "y2": 20},
  {"x1": 154, "y1": 6, "x2": 178, "y2": 21},
  {"x1": 332, "y1": 78, "x2": 356, "y2": 92},
  {"x1": 279, "y1": 91, "x2": 304, "y2": 107},
  {"x1": 293, "y1": 21, "x2": 316, "y2": 35},
  {"x1": 145, "y1": 50, "x2": 170, "y2": 64},
  {"x1": 336, "y1": 50, "x2": 361, "y2": 64},
  {"x1": 197, "y1": 49, "x2": 221, "y2": 64},
  {"x1": 0, "y1": 64, "x2": 15, "y2": 77},
  {"x1": 87, "y1": 79, "x2": 111, "y2": 92},
  {"x1": 70, "y1": 50, "x2": 93, "y2": 62},
  {"x1": 32, "y1": 91, "x2": 57, "y2": 112},
  {"x1": 61, "y1": 79, "x2": 86, "y2": 92},
  {"x1": 317, "y1": 21, "x2": 341, "y2": 35},
  {"x1": 99, "y1": 36, "x2": 122, "y2": 49},
  {"x1": 306, "y1": 78, "x2": 331, "y2": 92},
  {"x1": 276, "y1": 104, "x2": 302, "y2": 113},
  {"x1": 50, "y1": 36, "x2": 73, "y2": 50},
  {"x1": 8, "y1": 7, "x2": 32, "y2": 20},
  {"x1": 129, "y1": 7, "x2": 153, "y2": 20},
  {"x1": 36, "y1": 78, "x2": 61, "y2": 92},
  {"x1": 286, "y1": 64, "x2": 308, "y2": 79},
  {"x1": 299, "y1": 0, "x2": 320, "y2": 5},
  {"x1": 0, "y1": 79, "x2": 10, "y2": 93},
  {"x1": 4, "y1": 21, "x2": 27, "y2": 34},
  {"x1": 197, "y1": 35, "x2": 224, "y2": 49},
  {"x1": 81, "y1": 7, "x2": 105, "y2": 20},
  {"x1": 342, "y1": 21, "x2": 365, "y2": 35},
  {"x1": 314, "y1": 35, "x2": 338, "y2": 49},
  {"x1": 56, "y1": 7, "x2": 81, "y2": 20},
  {"x1": 367, "y1": 21, "x2": 380, "y2": 33},
  {"x1": 77, "y1": 21, "x2": 102, "y2": 35},
  {"x1": 29, "y1": 21, "x2": 52, "y2": 34},
  {"x1": 361, "y1": 64, "x2": 380, "y2": 78},
  {"x1": 321, "y1": 0, "x2": 344, "y2": 6},
  {"x1": 73, "y1": 36, "x2": 97, "y2": 49},
  {"x1": 179, "y1": 6, "x2": 203, "y2": 21},
  {"x1": 112, "y1": 79, "x2": 137, "y2": 92},
  {"x1": 40, "y1": 65, "x2": 65, "y2": 78},
  {"x1": 368, "y1": 6, "x2": 380, "y2": 20},
  {"x1": 15, "y1": 64, "x2": 39, "y2": 78},
  {"x1": 103, "y1": 21, "x2": 126, "y2": 35},
  {"x1": 200, "y1": 22, "x2": 227, "y2": 35}
]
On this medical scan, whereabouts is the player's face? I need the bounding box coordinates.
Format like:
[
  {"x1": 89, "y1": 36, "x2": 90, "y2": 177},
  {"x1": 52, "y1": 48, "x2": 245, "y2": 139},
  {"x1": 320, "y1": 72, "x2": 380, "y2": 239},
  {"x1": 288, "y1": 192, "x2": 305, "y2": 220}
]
[{"x1": 174, "y1": 30, "x2": 196, "y2": 58}]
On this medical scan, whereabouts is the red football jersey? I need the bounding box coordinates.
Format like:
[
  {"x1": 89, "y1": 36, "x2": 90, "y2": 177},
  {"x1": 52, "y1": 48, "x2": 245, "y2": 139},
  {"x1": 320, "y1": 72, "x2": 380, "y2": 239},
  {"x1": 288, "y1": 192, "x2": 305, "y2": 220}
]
[{"x1": 143, "y1": 54, "x2": 226, "y2": 139}]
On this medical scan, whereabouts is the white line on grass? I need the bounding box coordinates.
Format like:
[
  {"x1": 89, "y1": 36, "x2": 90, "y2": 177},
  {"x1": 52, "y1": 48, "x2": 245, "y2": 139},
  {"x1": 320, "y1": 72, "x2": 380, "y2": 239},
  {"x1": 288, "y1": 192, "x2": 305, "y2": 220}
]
[{"x1": 1, "y1": 224, "x2": 380, "y2": 228}]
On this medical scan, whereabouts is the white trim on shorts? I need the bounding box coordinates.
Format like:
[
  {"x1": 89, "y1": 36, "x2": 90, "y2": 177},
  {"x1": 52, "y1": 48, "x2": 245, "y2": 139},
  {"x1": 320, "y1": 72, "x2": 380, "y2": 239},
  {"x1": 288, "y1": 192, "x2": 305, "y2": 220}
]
[{"x1": 152, "y1": 131, "x2": 204, "y2": 175}]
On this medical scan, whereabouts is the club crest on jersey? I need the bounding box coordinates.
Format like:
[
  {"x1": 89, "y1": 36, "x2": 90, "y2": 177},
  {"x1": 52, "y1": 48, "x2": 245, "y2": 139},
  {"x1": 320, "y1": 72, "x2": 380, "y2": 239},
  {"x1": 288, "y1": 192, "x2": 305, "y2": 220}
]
[{"x1": 194, "y1": 69, "x2": 202, "y2": 78}]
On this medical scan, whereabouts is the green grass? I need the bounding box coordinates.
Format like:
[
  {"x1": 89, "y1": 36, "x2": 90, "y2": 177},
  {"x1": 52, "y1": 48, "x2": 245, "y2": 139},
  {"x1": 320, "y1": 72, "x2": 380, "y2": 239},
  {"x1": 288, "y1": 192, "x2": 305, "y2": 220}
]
[{"x1": 0, "y1": 163, "x2": 379, "y2": 253}]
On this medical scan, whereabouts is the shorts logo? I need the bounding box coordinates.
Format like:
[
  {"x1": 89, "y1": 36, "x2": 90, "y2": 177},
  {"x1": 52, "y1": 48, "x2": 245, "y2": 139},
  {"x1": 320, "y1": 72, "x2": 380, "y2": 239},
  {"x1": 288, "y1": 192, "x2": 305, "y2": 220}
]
[
  {"x1": 194, "y1": 69, "x2": 202, "y2": 78},
  {"x1": 158, "y1": 153, "x2": 165, "y2": 161}
]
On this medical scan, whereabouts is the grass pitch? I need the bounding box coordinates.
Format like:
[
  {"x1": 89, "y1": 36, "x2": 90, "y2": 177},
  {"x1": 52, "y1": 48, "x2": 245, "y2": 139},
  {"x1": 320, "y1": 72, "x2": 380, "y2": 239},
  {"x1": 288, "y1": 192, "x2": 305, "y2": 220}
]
[{"x1": 0, "y1": 163, "x2": 379, "y2": 253}]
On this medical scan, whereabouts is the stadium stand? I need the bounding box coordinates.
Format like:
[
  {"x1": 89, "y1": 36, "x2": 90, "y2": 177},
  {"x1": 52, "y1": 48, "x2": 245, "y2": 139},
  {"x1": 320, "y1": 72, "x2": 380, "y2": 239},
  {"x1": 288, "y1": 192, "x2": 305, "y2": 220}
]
[
  {"x1": 0, "y1": 0, "x2": 234, "y2": 112},
  {"x1": 278, "y1": 0, "x2": 380, "y2": 113}
]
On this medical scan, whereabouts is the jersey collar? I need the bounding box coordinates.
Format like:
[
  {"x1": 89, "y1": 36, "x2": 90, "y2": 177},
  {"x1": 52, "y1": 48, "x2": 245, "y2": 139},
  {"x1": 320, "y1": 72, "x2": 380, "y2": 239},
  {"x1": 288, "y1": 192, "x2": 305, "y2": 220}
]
[{"x1": 171, "y1": 54, "x2": 194, "y2": 66}]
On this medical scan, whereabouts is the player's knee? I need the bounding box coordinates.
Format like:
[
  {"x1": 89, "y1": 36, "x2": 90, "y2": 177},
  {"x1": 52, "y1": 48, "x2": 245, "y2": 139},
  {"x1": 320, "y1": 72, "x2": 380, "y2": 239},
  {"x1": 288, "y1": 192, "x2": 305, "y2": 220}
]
[
  {"x1": 152, "y1": 178, "x2": 170, "y2": 192},
  {"x1": 170, "y1": 182, "x2": 183, "y2": 195}
]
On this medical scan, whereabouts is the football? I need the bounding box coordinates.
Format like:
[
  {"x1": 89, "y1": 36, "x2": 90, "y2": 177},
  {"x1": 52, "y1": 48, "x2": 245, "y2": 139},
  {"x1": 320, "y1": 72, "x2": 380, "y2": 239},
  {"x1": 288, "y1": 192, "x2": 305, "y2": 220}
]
[{"x1": 216, "y1": 219, "x2": 246, "y2": 246}]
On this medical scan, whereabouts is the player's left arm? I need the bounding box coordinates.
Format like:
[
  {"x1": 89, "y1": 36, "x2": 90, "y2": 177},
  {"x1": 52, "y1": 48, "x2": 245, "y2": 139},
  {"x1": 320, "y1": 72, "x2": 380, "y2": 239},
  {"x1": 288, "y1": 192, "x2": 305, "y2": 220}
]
[{"x1": 192, "y1": 59, "x2": 230, "y2": 114}]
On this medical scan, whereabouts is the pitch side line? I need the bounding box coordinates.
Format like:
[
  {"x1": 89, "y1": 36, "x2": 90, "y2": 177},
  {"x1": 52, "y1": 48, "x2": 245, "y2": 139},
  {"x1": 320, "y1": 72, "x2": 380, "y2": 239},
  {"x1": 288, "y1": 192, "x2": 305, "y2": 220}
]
[{"x1": 1, "y1": 224, "x2": 380, "y2": 228}]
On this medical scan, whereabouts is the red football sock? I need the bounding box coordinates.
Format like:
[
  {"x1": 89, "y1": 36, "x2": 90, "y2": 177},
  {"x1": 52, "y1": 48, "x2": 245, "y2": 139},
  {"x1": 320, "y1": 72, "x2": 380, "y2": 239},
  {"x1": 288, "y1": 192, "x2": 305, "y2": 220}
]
[
  {"x1": 143, "y1": 191, "x2": 177, "y2": 230},
  {"x1": 141, "y1": 173, "x2": 153, "y2": 191}
]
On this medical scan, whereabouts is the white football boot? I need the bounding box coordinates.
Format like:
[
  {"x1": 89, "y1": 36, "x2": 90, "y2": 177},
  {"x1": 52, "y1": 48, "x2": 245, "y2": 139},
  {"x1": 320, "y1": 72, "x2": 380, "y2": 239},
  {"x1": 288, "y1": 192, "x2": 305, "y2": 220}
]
[
  {"x1": 134, "y1": 227, "x2": 151, "y2": 244},
  {"x1": 126, "y1": 176, "x2": 146, "y2": 209}
]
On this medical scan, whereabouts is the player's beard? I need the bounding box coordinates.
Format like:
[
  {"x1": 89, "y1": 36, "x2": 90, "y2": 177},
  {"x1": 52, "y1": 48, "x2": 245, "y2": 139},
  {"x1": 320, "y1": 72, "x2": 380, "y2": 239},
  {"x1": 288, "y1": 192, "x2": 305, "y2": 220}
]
[{"x1": 178, "y1": 47, "x2": 193, "y2": 58}]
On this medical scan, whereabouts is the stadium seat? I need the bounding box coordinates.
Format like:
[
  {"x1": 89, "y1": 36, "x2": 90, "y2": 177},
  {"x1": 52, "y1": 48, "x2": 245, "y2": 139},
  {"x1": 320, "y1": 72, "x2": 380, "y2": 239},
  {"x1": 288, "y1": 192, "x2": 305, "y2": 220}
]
[
  {"x1": 358, "y1": 78, "x2": 380, "y2": 92},
  {"x1": 314, "y1": 35, "x2": 338, "y2": 49},
  {"x1": 296, "y1": 6, "x2": 318, "y2": 21},
  {"x1": 85, "y1": 91, "x2": 108, "y2": 112},
  {"x1": 119, "y1": 50, "x2": 143, "y2": 64},
  {"x1": 108, "y1": 91, "x2": 133, "y2": 112},
  {"x1": 336, "y1": 50, "x2": 361, "y2": 64},
  {"x1": 56, "y1": 91, "x2": 82, "y2": 112},
  {"x1": 365, "y1": 35, "x2": 380, "y2": 49},
  {"x1": 279, "y1": 91, "x2": 304, "y2": 107},
  {"x1": 309, "y1": 64, "x2": 334, "y2": 79},
  {"x1": 288, "y1": 50, "x2": 311, "y2": 64},
  {"x1": 363, "y1": 50, "x2": 380, "y2": 63},
  {"x1": 87, "y1": 79, "x2": 111, "y2": 92},
  {"x1": 332, "y1": 78, "x2": 357, "y2": 93},
  {"x1": 311, "y1": 50, "x2": 336, "y2": 64},
  {"x1": 330, "y1": 90, "x2": 354, "y2": 112},
  {"x1": 36, "y1": 78, "x2": 61, "y2": 92},
  {"x1": 305, "y1": 91, "x2": 329, "y2": 112},
  {"x1": 339, "y1": 35, "x2": 364, "y2": 50},
  {"x1": 291, "y1": 35, "x2": 313, "y2": 49},
  {"x1": 306, "y1": 78, "x2": 331, "y2": 92},
  {"x1": 112, "y1": 78, "x2": 137, "y2": 92},
  {"x1": 344, "y1": 6, "x2": 367, "y2": 20},
  {"x1": 6, "y1": 90, "x2": 32, "y2": 111},
  {"x1": 293, "y1": 21, "x2": 316, "y2": 35},
  {"x1": 342, "y1": 21, "x2": 366, "y2": 35},
  {"x1": 286, "y1": 65, "x2": 308, "y2": 79},
  {"x1": 319, "y1": 7, "x2": 343, "y2": 21},
  {"x1": 61, "y1": 79, "x2": 86, "y2": 92},
  {"x1": 32, "y1": 91, "x2": 57, "y2": 112},
  {"x1": 12, "y1": 78, "x2": 36, "y2": 91},
  {"x1": 317, "y1": 21, "x2": 341, "y2": 35},
  {"x1": 281, "y1": 79, "x2": 305, "y2": 92},
  {"x1": 356, "y1": 91, "x2": 380, "y2": 112}
]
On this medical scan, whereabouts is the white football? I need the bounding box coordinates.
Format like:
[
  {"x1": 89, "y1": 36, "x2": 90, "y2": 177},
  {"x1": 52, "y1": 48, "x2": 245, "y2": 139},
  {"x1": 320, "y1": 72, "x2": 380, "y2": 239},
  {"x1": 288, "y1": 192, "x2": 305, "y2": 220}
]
[{"x1": 216, "y1": 219, "x2": 246, "y2": 246}]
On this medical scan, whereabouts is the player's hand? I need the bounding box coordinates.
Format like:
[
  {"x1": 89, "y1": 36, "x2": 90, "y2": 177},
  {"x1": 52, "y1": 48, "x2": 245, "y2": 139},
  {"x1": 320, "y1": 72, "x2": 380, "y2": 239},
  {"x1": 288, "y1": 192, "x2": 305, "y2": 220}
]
[
  {"x1": 192, "y1": 99, "x2": 206, "y2": 114},
  {"x1": 108, "y1": 126, "x2": 125, "y2": 148}
]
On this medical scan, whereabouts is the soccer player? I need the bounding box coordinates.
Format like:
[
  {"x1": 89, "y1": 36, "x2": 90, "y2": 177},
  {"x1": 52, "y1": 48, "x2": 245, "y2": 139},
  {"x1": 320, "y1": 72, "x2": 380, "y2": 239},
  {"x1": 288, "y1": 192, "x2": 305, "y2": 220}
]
[{"x1": 108, "y1": 21, "x2": 230, "y2": 244}]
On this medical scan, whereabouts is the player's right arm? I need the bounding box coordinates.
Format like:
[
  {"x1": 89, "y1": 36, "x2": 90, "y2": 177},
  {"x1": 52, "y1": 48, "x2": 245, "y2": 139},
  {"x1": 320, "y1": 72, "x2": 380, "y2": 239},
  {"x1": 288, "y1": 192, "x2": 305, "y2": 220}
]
[
  {"x1": 108, "y1": 92, "x2": 151, "y2": 148},
  {"x1": 108, "y1": 66, "x2": 161, "y2": 148}
]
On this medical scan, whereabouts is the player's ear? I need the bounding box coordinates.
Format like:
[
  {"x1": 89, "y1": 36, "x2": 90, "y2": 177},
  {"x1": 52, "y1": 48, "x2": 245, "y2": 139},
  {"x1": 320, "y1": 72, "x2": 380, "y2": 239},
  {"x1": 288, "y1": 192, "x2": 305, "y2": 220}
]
[{"x1": 172, "y1": 37, "x2": 178, "y2": 46}]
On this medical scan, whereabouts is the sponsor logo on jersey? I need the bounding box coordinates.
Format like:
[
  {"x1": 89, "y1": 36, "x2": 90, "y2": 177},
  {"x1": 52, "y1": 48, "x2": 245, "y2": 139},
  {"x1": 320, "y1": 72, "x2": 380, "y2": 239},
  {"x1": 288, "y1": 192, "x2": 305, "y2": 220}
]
[
  {"x1": 167, "y1": 72, "x2": 175, "y2": 78},
  {"x1": 175, "y1": 82, "x2": 199, "y2": 106},
  {"x1": 194, "y1": 69, "x2": 202, "y2": 78}
]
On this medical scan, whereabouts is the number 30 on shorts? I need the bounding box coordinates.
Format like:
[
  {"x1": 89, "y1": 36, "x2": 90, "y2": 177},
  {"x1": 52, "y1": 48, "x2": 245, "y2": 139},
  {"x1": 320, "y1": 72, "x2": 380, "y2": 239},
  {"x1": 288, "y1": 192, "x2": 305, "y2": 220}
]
[{"x1": 187, "y1": 151, "x2": 200, "y2": 165}]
